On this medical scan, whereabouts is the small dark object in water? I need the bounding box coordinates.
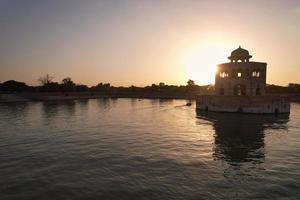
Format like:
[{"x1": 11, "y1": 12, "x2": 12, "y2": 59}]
[{"x1": 186, "y1": 102, "x2": 192, "y2": 106}]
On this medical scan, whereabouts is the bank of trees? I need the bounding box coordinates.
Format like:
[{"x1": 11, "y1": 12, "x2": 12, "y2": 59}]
[
  {"x1": 37, "y1": 74, "x2": 87, "y2": 92},
  {"x1": 1, "y1": 74, "x2": 299, "y2": 96},
  {"x1": 0, "y1": 80, "x2": 33, "y2": 92},
  {"x1": 266, "y1": 83, "x2": 300, "y2": 94},
  {"x1": 0, "y1": 75, "x2": 214, "y2": 96}
]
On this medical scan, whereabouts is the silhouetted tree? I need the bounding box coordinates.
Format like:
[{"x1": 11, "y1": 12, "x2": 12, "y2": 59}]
[
  {"x1": 61, "y1": 77, "x2": 76, "y2": 92},
  {"x1": 1, "y1": 80, "x2": 30, "y2": 92},
  {"x1": 75, "y1": 84, "x2": 89, "y2": 92},
  {"x1": 37, "y1": 74, "x2": 61, "y2": 92},
  {"x1": 90, "y1": 82, "x2": 111, "y2": 92},
  {"x1": 129, "y1": 85, "x2": 138, "y2": 93},
  {"x1": 186, "y1": 79, "x2": 197, "y2": 93},
  {"x1": 187, "y1": 79, "x2": 195, "y2": 87},
  {"x1": 159, "y1": 82, "x2": 165, "y2": 87},
  {"x1": 39, "y1": 82, "x2": 60, "y2": 92},
  {"x1": 150, "y1": 83, "x2": 159, "y2": 92},
  {"x1": 38, "y1": 74, "x2": 54, "y2": 85}
]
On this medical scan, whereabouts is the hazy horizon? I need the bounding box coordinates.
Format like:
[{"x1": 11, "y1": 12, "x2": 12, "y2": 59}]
[{"x1": 1, "y1": 0, "x2": 300, "y2": 87}]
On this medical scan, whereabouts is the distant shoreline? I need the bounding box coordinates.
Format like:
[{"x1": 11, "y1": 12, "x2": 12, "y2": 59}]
[
  {"x1": 0, "y1": 92, "x2": 196, "y2": 103},
  {"x1": 1, "y1": 92, "x2": 300, "y2": 103}
]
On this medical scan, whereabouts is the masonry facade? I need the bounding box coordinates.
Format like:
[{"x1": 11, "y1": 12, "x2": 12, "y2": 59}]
[
  {"x1": 196, "y1": 46, "x2": 290, "y2": 114},
  {"x1": 215, "y1": 46, "x2": 267, "y2": 96}
]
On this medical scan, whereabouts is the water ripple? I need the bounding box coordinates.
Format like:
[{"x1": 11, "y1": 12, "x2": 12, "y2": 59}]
[{"x1": 0, "y1": 99, "x2": 299, "y2": 200}]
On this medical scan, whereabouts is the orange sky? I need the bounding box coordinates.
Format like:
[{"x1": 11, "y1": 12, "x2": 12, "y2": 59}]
[{"x1": 0, "y1": 0, "x2": 300, "y2": 86}]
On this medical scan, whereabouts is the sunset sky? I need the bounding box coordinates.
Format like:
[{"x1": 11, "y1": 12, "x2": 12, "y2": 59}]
[{"x1": 0, "y1": 0, "x2": 300, "y2": 86}]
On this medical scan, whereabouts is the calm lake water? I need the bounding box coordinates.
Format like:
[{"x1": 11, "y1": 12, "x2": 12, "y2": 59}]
[{"x1": 0, "y1": 99, "x2": 299, "y2": 200}]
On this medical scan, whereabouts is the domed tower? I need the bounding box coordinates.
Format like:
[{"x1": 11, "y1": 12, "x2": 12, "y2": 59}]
[
  {"x1": 196, "y1": 46, "x2": 290, "y2": 114},
  {"x1": 215, "y1": 46, "x2": 267, "y2": 96},
  {"x1": 228, "y1": 46, "x2": 252, "y2": 63}
]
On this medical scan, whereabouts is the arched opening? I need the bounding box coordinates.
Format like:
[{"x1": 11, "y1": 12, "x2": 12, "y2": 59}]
[
  {"x1": 219, "y1": 72, "x2": 229, "y2": 78},
  {"x1": 205, "y1": 106, "x2": 209, "y2": 111},
  {"x1": 252, "y1": 71, "x2": 260, "y2": 77},
  {"x1": 234, "y1": 84, "x2": 246, "y2": 96},
  {"x1": 274, "y1": 108, "x2": 279, "y2": 115}
]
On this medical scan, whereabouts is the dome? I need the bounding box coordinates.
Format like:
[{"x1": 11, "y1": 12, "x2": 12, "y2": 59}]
[{"x1": 228, "y1": 46, "x2": 252, "y2": 62}]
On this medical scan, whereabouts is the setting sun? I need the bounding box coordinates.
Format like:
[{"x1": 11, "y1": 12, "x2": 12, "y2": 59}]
[{"x1": 184, "y1": 43, "x2": 228, "y2": 85}]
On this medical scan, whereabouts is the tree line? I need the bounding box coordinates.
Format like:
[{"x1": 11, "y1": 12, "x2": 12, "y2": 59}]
[
  {"x1": 0, "y1": 74, "x2": 213, "y2": 96},
  {"x1": 0, "y1": 74, "x2": 299, "y2": 95}
]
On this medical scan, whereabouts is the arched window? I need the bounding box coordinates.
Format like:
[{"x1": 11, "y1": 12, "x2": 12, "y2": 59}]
[
  {"x1": 219, "y1": 71, "x2": 229, "y2": 78},
  {"x1": 252, "y1": 71, "x2": 260, "y2": 77}
]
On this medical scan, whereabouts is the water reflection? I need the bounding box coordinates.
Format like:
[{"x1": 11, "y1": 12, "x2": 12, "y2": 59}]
[
  {"x1": 0, "y1": 102, "x2": 34, "y2": 127},
  {"x1": 41, "y1": 101, "x2": 76, "y2": 120},
  {"x1": 130, "y1": 98, "x2": 137, "y2": 107},
  {"x1": 77, "y1": 99, "x2": 89, "y2": 110},
  {"x1": 96, "y1": 98, "x2": 112, "y2": 110},
  {"x1": 148, "y1": 98, "x2": 174, "y2": 106},
  {"x1": 197, "y1": 111, "x2": 289, "y2": 165}
]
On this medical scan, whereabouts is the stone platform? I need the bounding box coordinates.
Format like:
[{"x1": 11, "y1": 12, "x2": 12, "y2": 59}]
[{"x1": 196, "y1": 95, "x2": 290, "y2": 114}]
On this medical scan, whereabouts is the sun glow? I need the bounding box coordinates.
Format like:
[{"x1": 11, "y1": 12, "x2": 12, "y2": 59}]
[{"x1": 184, "y1": 44, "x2": 228, "y2": 85}]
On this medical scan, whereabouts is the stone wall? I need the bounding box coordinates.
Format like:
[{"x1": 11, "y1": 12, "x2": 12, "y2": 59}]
[
  {"x1": 215, "y1": 61, "x2": 267, "y2": 96},
  {"x1": 196, "y1": 95, "x2": 290, "y2": 114}
]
